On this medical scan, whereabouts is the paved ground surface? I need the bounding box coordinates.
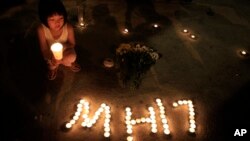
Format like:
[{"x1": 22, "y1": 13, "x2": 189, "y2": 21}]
[{"x1": 1, "y1": 0, "x2": 250, "y2": 141}]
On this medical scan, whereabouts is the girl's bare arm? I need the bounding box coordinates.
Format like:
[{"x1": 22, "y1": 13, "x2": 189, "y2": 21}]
[{"x1": 37, "y1": 25, "x2": 52, "y2": 61}]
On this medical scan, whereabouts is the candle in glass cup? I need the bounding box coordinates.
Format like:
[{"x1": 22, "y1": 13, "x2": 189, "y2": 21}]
[{"x1": 51, "y1": 42, "x2": 63, "y2": 60}]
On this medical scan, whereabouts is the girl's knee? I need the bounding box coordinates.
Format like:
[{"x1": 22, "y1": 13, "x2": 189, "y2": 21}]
[
  {"x1": 62, "y1": 48, "x2": 77, "y2": 66},
  {"x1": 63, "y1": 53, "x2": 76, "y2": 66}
]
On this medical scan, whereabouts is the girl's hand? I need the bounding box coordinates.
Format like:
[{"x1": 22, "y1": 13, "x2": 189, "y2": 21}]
[
  {"x1": 51, "y1": 56, "x2": 62, "y2": 65},
  {"x1": 47, "y1": 56, "x2": 61, "y2": 66}
]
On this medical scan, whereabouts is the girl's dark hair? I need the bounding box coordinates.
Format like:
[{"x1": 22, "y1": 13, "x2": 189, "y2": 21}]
[{"x1": 38, "y1": 0, "x2": 68, "y2": 27}]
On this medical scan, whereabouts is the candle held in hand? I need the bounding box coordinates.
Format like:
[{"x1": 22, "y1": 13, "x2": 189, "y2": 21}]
[{"x1": 51, "y1": 42, "x2": 63, "y2": 60}]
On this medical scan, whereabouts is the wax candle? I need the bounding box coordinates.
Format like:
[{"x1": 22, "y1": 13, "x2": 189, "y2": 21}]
[
  {"x1": 190, "y1": 34, "x2": 196, "y2": 39},
  {"x1": 51, "y1": 42, "x2": 63, "y2": 60},
  {"x1": 183, "y1": 29, "x2": 188, "y2": 33},
  {"x1": 240, "y1": 50, "x2": 247, "y2": 55},
  {"x1": 123, "y1": 28, "x2": 129, "y2": 34},
  {"x1": 153, "y1": 24, "x2": 158, "y2": 28}
]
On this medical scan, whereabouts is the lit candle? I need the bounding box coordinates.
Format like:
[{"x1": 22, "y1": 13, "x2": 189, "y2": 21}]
[
  {"x1": 183, "y1": 29, "x2": 188, "y2": 33},
  {"x1": 78, "y1": 6, "x2": 85, "y2": 27},
  {"x1": 65, "y1": 123, "x2": 72, "y2": 128},
  {"x1": 153, "y1": 24, "x2": 158, "y2": 28},
  {"x1": 190, "y1": 34, "x2": 196, "y2": 39},
  {"x1": 51, "y1": 42, "x2": 63, "y2": 60},
  {"x1": 123, "y1": 28, "x2": 129, "y2": 34},
  {"x1": 240, "y1": 50, "x2": 247, "y2": 55},
  {"x1": 80, "y1": 23, "x2": 84, "y2": 26},
  {"x1": 79, "y1": 17, "x2": 85, "y2": 27},
  {"x1": 173, "y1": 99, "x2": 197, "y2": 134},
  {"x1": 239, "y1": 50, "x2": 249, "y2": 57},
  {"x1": 241, "y1": 50, "x2": 246, "y2": 55}
]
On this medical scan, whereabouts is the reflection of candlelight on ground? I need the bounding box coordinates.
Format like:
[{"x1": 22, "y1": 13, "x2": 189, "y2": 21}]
[{"x1": 51, "y1": 42, "x2": 63, "y2": 60}]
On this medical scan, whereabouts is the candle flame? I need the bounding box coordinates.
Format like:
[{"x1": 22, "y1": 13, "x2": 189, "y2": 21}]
[{"x1": 51, "y1": 42, "x2": 63, "y2": 60}]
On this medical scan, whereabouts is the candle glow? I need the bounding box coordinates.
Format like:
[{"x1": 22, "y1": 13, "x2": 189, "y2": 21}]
[
  {"x1": 80, "y1": 22, "x2": 84, "y2": 26},
  {"x1": 239, "y1": 50, "x2": 249, "y2": 56},
  {"x1": 51, "y1": 42, "x2": 63, "y2": 60},
  {"x1": 153, "y1": 24, "x2": 159, "y2": 28},
  {"x1": 183, "y1": 29, "x2": 188, "y2": 33},
  {"x1": 77, "y1": 5, "x2": 85, "y2": 27},
  {"x1": 155, "y1": 98, "x2": 170, "y2": 135},
  {"x1": 190, "y1": 34, "x2": 196, "y2": 39},
  {"x1": 173, "y1": 99, "x2": 197, "y2": 134},
  {"x1": 123, "y1": 28, "x2": 129, "y2": 34},
  {"x1": 65, "y1": 98, "x2": 197, "y2": 140},
  {"x1": 125, "y1": 106, "x2": 157, "y2": 141},
  {"x1": 241, "y1": 50, "x2": 246, "y2": 55}
]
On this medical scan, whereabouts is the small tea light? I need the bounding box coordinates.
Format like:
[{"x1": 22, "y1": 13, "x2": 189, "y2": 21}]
[
  {"x1": 65, "y1": 123, "x2": 72, "y2": 128},
  {"x1": 190, "y1": 34, "x2": 196, "y2": 39},
  {"x1": 153, "y1": 24, "x2": 159, "y2": 28},
  {"x1": 123, "y1": 28, "x2": 129, "y2": 34},
  {"x1": 239, "y1": 50, "x2": 249, "y2": 57},
  {"x1": 241, "y1": 51, "x2": 246, "y2": 55},
  {"x1": 80, "y1": 22, "x2": 85, "y2": 27},
  {"x1": 79, "y1": 17, "x2": 84, "y2": 25},
  {"x1": 51, "y1": 42, "x2": 63, "y2": 60},
  {"x1": 183, "y1": 29, "x2": 188, "y2": 33}
]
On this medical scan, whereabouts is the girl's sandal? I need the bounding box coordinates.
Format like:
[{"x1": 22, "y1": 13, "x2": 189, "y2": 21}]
[
  {"x1": 70, "y1": 62, "x2": 81, "y2": 72},
  {"x1": 48, "y1": 67, "x2": 58, "y2": 80}
]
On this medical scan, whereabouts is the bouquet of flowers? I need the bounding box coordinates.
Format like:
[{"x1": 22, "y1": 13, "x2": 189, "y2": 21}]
[{"x1": 116, "y1": 42, "x2": 161, "y2": 89}]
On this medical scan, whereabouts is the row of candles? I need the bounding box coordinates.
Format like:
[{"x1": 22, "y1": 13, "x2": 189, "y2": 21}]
[
  {"x1": 122, "y1": 24, "x2": 197, "y2": 40},
  {"x1": 51, "y1": 42, "x2": 249, "y2": 60},
  {"x1": 77, "y1": 6, "x2": 249, "y2": 56},
  {"x1": 64, "y1": 98, "x2": 196, "y2": 141},
  {"x1": 122, "y1": 25, "x2": 248, "y2": 57},
  {"x1": 50, "y1": 20, "x2": 249, "y2": 60},
  {"x1": 180, "y1": 28, "x2": 249, "y2": 57},
  {"x1": 77, "y1": 12, "x2": 249, "y2": 57}
]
